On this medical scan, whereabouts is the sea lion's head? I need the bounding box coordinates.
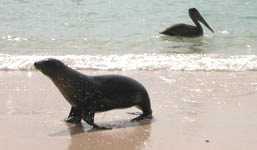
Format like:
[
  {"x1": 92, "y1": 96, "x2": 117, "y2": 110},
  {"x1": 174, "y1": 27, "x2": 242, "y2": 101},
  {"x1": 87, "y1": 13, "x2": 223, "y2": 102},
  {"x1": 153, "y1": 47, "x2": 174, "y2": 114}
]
[{"x1": 34, "y1": 58, "x2": 66, "y2": 78}]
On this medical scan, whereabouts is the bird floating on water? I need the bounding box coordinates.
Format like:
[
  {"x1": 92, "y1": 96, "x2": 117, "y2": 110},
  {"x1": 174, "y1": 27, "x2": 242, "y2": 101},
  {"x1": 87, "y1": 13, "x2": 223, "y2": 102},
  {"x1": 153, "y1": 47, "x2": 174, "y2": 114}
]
[{"x1": 160, "y1": 8, "x2": 214, "y2": 37}]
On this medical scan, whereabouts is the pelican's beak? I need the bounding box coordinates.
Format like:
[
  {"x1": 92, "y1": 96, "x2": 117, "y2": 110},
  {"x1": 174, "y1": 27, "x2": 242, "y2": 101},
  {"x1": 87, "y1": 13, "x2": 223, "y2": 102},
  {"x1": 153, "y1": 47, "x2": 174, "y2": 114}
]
[{"x1": 198, "y1": 13, "x2": 214, "y2": 33}]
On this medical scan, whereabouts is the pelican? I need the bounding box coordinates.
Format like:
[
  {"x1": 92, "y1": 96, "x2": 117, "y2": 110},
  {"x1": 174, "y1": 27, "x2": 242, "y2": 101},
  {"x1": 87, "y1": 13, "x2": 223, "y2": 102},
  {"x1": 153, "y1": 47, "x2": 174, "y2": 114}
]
[{"x1": 160, "y1": 8, "x2": 214, "y2": 37}]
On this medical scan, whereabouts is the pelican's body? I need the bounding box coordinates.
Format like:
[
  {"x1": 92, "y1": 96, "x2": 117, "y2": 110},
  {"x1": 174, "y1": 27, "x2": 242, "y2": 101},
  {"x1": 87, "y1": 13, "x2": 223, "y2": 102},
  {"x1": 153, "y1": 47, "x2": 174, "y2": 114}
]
[{"x1": 160, "y1": 8, "x2": 214, "y2": 37}]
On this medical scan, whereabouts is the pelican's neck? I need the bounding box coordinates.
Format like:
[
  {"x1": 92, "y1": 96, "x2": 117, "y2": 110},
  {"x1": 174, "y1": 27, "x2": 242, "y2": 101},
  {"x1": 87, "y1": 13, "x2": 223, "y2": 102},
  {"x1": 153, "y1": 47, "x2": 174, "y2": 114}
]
[{"x1": 189, "y1": 12, "x2": 203, "y2": 32}]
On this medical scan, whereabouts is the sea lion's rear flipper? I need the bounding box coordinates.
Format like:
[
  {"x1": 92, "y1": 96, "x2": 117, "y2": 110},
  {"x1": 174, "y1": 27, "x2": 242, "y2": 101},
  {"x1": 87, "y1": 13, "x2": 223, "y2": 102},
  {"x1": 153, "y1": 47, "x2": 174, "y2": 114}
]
[
  {"x1": 131, "y1": 94, "x2": 153, "y2": 122},
  {"x1": 131, "y1": 113, "x2": 153, "y2": 122},
  {"x1": 127, "y1": 112, "x2": 142, "y2": 115}
]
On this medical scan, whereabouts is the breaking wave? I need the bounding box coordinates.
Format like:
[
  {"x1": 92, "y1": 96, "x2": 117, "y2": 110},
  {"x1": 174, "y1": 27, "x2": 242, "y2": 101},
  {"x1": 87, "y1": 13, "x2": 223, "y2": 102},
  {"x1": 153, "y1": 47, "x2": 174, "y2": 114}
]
[{"x1": 1, "y1": 53, "x2": 257, "y2": 71}]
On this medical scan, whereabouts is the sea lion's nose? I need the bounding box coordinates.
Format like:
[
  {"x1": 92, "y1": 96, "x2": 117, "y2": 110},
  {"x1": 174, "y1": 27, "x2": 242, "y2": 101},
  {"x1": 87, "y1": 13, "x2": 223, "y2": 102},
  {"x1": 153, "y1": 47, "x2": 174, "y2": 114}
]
[{"x1": 34, "y1": 61, "x2": 41, "y2": 69}]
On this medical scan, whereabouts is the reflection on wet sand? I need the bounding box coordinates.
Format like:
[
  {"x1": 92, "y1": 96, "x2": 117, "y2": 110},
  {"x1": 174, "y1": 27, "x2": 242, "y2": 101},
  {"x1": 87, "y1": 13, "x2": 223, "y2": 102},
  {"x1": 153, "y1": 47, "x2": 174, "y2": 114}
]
[{"x1": 66, "y1": 121, "x2": 152, "y2": 150}]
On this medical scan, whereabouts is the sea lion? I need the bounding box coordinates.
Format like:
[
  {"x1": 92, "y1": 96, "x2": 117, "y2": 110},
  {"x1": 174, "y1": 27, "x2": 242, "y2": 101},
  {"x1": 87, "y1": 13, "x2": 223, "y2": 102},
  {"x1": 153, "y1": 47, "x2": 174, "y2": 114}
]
[{"x1": 34, "y1": 58, "x2": 153, "y2": 129}]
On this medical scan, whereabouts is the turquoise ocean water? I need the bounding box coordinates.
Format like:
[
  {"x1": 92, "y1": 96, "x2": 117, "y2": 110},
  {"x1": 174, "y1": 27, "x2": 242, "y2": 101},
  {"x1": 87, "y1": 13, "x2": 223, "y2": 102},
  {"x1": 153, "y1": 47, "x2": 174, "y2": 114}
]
[{"x1": 0, "y1": 0, "x2": 257, "y2": 71}]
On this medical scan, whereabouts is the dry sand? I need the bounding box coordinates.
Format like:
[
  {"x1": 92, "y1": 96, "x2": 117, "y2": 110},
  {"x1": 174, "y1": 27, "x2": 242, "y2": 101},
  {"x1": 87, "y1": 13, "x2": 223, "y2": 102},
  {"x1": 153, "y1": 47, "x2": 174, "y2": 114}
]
[{"x1": 0, "y1": 70, "x2": 257, "y2": 150}]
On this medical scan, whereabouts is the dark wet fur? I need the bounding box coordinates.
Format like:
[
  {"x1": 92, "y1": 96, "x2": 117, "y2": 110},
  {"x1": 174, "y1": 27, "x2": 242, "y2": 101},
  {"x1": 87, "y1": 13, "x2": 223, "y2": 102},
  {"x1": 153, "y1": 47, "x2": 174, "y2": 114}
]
[{"x1": 34, "y1": 58, "x2": 153, "y2": 129}]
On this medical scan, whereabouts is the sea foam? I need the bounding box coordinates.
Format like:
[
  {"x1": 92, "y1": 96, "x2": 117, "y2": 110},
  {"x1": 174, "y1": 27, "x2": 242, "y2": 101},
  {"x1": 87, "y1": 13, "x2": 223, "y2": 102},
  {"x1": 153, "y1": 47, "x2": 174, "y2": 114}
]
[{"x1": 0, "y1": 53, "x2": 257, "y2": 71}]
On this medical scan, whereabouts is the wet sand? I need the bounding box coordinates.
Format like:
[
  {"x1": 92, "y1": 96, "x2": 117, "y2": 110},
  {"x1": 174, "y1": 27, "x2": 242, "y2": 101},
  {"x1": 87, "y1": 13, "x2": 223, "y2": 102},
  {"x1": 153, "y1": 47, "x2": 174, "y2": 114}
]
[{"x1": 1, "y1": 70, "x2": 257, "y2": 150}]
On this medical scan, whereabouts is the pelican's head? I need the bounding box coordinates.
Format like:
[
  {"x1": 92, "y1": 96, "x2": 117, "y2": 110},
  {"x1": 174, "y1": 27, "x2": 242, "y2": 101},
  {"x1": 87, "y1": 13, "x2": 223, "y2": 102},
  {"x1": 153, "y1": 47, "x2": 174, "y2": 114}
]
[{"x1": 189, "y1": 8, "x2": 214, "y2": 33}]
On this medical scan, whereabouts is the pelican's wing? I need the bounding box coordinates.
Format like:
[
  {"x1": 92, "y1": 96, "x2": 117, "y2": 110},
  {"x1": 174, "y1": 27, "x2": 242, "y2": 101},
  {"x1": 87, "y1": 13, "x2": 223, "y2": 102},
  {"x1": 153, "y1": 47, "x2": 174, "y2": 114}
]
[{"x1": 160, "y1": 23, "x2": 196, "y2": 36}]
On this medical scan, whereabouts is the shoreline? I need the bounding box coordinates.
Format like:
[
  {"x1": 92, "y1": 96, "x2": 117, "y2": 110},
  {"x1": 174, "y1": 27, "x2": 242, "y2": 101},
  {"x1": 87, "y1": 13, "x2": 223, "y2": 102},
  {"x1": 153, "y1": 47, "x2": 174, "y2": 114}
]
[{"x1": 1, "y1": 70, "x2": 257, "y2": 150}]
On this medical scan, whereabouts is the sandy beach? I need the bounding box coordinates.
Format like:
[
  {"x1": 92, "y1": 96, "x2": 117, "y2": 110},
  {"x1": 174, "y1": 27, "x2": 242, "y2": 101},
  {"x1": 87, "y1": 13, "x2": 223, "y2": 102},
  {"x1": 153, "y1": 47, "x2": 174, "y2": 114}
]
[{"x1": 1, "y1": 70, "x2": 257, "y2": 150}]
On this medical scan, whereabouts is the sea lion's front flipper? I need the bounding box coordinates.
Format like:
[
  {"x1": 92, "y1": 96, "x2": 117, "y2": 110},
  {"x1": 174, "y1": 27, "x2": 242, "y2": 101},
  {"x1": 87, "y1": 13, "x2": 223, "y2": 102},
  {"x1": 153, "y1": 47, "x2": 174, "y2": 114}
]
[
  {"x1": 65, "y1": 107, "x2": 82, "y2": 124},
  {"x1": 82, "y1": 111, "x2": 112, "y2": 130}
]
